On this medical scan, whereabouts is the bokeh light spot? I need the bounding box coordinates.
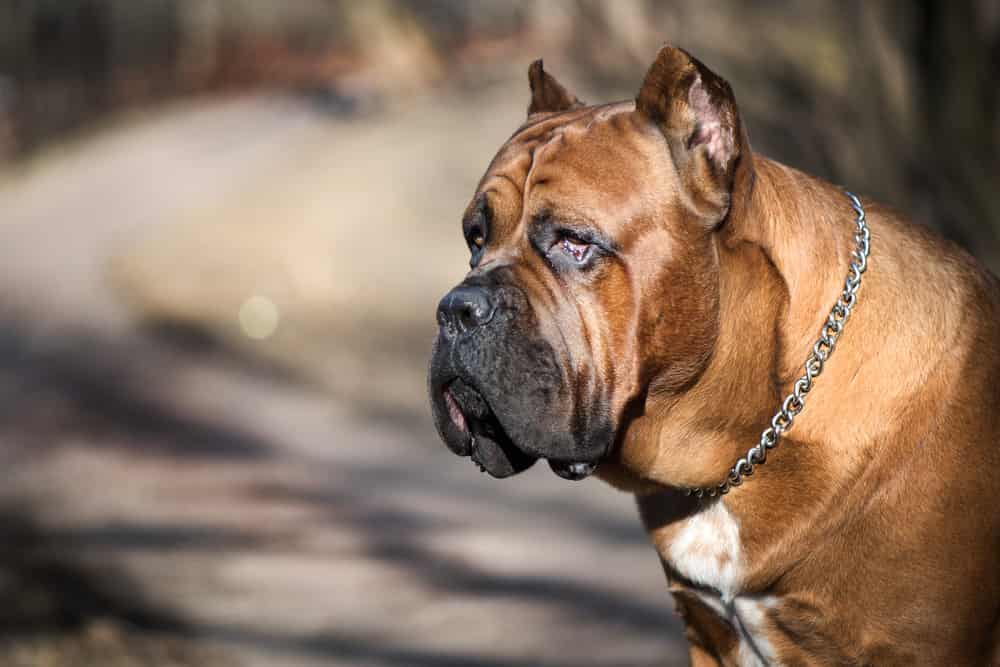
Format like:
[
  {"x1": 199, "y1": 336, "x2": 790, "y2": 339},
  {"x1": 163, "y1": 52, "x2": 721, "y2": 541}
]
[{"x1": 238, "y1": 295, "x2": 280, "y2": 340}]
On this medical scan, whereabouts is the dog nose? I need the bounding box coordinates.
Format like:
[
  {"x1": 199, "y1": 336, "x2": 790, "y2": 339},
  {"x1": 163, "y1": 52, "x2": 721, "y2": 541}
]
[{"x1": 437, "y1": 285, "x2": 496, "y2": 334}]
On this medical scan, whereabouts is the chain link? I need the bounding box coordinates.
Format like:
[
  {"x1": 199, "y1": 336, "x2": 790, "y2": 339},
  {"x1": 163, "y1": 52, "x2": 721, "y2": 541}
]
[{"x1": 685, "y1": 191, "x2": 870, "y2": 499}]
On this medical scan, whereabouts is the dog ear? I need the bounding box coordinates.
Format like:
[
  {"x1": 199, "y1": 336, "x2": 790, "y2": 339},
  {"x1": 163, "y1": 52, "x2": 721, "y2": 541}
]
[
  {"x1": 635, "y1": 46, "x2": 742, "y2": 221},
  {"x1": 528, "y1": 59, "x2": 584, "y2": 116}
]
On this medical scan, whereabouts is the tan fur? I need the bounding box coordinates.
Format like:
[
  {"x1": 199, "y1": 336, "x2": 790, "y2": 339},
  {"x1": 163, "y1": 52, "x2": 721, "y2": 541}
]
[
  {"x1": 462, "y1": 51, "x2": 1000, "y2": 664},
  {"x1": 626, "y1": 156, "x2": 1000, "y2": 664}
]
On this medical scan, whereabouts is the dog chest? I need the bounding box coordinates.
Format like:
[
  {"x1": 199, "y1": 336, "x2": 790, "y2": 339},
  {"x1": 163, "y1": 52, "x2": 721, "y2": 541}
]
[
  {"x1": 667, "y1": 500, "x2": 743, "y2": 598},
  {"x1": 663, "y1": 501, "x2": 779, "y2": 665}
]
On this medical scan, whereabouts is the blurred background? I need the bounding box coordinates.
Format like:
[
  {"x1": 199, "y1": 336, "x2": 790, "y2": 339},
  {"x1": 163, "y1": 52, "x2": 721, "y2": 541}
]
[{"x1": 0, "y1": 2, "x2": 996, "y2": 665}]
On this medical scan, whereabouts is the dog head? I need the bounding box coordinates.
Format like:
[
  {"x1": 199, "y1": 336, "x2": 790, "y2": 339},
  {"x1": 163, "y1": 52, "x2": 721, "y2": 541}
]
[{"x1": 428, "y1": 46, "x2": 745, "y2": 480}]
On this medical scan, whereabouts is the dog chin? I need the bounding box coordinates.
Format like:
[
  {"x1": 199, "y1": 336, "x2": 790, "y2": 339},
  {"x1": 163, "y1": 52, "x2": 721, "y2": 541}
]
[{"x1": 548, "y1": 460, "x2": 599, "y2": 481}]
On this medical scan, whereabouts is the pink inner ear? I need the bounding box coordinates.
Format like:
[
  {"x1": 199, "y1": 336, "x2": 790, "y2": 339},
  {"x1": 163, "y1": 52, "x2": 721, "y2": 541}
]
[{"x1": 687, "y1": 77, "x2": 730, "y2": 166}]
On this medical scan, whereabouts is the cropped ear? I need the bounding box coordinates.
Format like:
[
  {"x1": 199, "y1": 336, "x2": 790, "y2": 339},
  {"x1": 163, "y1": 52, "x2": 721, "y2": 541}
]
[
  {"x1": 528, "y1": 59, "x2": 584, "y2": 116},
  {"x1": 635, "y1": 46, "x2": 743, "y2": 222}
]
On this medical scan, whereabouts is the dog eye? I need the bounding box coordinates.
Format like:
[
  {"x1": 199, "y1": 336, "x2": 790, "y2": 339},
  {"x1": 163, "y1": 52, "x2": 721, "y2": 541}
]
[
  {"x1": 558, "y1": 236, "x2": 590, "y2": 263},
  {"x1": 466, "y1": 227, "x2": 487, "y2": 266},
  {"x1": 466, "y1": 227, "x2": 485, "y2": 253}
]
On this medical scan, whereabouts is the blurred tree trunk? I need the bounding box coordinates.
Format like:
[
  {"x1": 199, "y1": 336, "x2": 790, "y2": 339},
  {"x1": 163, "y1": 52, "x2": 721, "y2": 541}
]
[
  {"x1": 4, "y1": 0, "x2": 114, "y2": 153},
  {"x1": 912, "y1": 0, "x2": 1000, "y2": 258}
]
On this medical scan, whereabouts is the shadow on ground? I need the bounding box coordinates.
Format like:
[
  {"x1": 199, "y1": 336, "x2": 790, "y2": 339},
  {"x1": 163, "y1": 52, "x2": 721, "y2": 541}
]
[
  {"x1": 0, "y1": 314, "x2": 682, "y2": 666},
  {"x1": 0, "y1": 316, "x2": 276, "y2": 462}
]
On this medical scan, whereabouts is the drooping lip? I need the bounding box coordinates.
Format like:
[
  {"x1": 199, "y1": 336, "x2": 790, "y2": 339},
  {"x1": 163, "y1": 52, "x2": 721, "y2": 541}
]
[
  {"x1": 435, "y1": 379, "x2": 598, "y2": 481},
  {"x1": 437, "y1": 379, "x2": 536, "y2": 478},
  {"x1": 443, "y1": 388, "x2": 467, "y2": 434}
]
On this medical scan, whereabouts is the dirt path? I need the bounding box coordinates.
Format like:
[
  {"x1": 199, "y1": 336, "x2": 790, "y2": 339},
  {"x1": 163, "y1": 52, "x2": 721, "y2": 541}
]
[{"x1": 0, "y1": 93, "x2": 685, "y2": 666}]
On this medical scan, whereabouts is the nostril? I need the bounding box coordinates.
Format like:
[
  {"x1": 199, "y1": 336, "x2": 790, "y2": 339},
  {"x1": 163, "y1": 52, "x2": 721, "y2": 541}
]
[
  {"x1": 437, "y1": 285, "x2": 495, "y2": 335},
  {"x1": 458, "y1": 304, "x2": 475, "y2": 331}
]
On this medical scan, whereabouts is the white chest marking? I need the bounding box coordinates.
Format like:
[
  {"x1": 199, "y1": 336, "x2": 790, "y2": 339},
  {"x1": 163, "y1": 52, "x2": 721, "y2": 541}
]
[
  {"x1": 668, "y1": 500, "x2": 743, "y2": 601},
  {"x1": 667, "y1": 502, "x2": 778, "y2": 665},
  {"x1": 731, "y1": 595, "x2": 779, "y2": 666}
]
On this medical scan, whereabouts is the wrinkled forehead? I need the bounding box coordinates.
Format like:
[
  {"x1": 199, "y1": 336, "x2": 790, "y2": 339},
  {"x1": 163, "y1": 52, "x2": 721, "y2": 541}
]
[{"x1": 470, "y1": 101, "x2": 670, "y2": 239}]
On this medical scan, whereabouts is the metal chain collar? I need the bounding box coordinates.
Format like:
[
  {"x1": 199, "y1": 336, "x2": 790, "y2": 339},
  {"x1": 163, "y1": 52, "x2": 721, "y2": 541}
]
[{"x1": 685, "y1": 191, "x2": 871, "y2": 499}]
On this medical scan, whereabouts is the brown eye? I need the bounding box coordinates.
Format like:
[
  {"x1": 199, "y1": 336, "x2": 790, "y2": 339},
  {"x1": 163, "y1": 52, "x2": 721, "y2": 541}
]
[{"x1": 472, "y1": 235, "x2": 484, "y2": 248}]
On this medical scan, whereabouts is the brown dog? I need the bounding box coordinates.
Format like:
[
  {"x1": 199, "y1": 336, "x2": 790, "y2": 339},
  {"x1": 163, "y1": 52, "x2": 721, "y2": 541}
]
[{"x1": 428, "y1": 45, "x2": 1000, "y2": 665}]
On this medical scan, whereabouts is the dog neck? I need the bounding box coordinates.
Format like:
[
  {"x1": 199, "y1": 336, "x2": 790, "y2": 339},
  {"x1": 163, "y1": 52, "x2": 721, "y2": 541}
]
[
  {"x1": 598, "y1": 150, "x2": 886, "y2": 622},
  {"x1": 726, "y1": 155, "x2": 862, "y2": 380},
  {"x1": 602, "y1": 152, "x2": 863, "y2": 499}
]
